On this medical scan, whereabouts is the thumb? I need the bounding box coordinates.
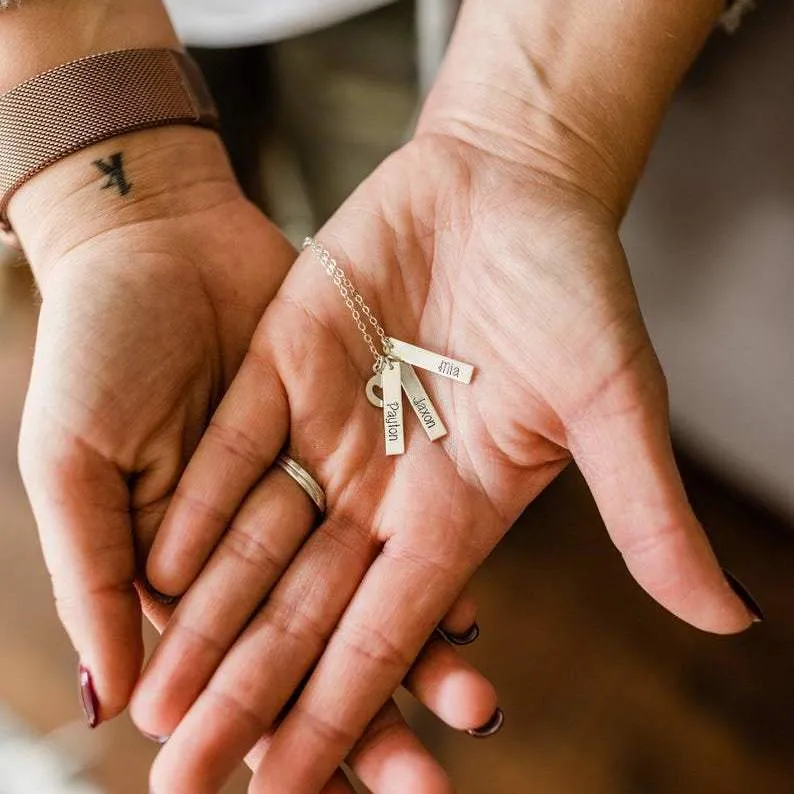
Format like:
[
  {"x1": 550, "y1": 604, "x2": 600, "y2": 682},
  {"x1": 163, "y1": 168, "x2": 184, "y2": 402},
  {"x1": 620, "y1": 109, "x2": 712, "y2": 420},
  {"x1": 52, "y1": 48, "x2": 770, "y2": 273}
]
[
  {"x1": 568, "y1": 353, "x2": 761, "y2": 634},
  {"x1": 18, "y1": 412, "x2": 143, "y2": 727}
]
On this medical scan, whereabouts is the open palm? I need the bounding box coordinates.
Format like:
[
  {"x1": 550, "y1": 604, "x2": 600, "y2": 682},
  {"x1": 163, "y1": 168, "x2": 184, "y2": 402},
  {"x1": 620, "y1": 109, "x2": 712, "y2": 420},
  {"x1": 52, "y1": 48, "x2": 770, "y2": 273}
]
[{"x1": 139, "y1": 134, "x2": 755, "y2": 794}]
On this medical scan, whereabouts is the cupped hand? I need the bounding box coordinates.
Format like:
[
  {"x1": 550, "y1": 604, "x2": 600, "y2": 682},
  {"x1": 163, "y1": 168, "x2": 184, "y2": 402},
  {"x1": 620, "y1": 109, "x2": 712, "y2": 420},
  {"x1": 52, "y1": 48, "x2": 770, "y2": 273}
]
[
  {"x1": 15, "y1": 125, "x2": 496, "y2": 791},
  {"x1": 14, "y1": 128, "x2": 295, "y2": 718},
  {"x1": 137, "y1": 126, "x2": 757, "y2": 794}
]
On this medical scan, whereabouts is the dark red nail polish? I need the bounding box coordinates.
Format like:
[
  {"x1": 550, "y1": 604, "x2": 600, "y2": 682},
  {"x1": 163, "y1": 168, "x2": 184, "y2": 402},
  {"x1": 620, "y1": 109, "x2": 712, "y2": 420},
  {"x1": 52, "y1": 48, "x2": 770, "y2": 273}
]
[
  {"x1": 78, "y1": 664, "x2": 100, "y2": 729},
  {"x1": 144, "y1": 579, "x2": 179, "y2": 606},
  {"x1": 723, "y1": 569, "x2": 765, "y2": 623},
  {"x1": 467, "y1": 707, "x2": 504, "y2": 738},
  {"x1": 439, "y1": 622, "x2": 480, "y2": 646}
]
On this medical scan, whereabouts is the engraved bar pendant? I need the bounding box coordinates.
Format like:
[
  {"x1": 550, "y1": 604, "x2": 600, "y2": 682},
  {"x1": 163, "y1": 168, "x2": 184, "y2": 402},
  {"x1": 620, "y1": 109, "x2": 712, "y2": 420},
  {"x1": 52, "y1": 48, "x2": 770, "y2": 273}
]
[
  {"x1": 388, "y1": 338, "x2": 474, "y2": 385},
  {"x1": 382, "y1": 361, "x2": 405, "y2": 456},
  {"x1": 400, "y1": 364, "x2": 447, "y2": 442}
]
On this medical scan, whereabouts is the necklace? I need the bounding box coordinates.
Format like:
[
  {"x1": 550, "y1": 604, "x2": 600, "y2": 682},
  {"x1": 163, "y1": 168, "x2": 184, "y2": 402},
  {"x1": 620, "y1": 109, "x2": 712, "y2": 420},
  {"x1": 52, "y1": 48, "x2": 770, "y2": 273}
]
[{"x1": 303, "y1": 237, "x2": 475, "y2": 456}]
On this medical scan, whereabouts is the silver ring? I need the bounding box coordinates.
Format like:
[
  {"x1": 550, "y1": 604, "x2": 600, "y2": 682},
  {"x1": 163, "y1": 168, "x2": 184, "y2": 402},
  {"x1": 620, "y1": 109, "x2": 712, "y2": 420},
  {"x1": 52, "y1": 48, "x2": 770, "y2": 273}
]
[{"x1": 275, "y1": 454, "x2": 326, "y2": 515}]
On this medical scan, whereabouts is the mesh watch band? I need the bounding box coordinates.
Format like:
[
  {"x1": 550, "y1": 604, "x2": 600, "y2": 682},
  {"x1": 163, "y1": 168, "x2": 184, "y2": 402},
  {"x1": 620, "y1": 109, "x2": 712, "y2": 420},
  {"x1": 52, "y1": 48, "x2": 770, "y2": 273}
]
[{"x1": 0, "y1": 48, "x2": 219, "y2": 231}]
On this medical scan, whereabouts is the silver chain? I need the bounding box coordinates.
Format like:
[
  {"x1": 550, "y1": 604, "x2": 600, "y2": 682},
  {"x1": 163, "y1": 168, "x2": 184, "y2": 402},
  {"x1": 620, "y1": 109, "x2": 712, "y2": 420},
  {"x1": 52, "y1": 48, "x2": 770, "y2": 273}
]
[{"x1": 303, "y1": 237, "x2": 393, "y2": 373}]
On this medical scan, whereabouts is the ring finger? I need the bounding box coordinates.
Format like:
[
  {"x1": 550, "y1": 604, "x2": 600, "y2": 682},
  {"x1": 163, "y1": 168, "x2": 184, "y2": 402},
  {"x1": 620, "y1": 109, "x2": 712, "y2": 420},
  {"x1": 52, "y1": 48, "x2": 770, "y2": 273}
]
[{"x1": 132, "y1": 464, "x2": 317, "y2": 734}]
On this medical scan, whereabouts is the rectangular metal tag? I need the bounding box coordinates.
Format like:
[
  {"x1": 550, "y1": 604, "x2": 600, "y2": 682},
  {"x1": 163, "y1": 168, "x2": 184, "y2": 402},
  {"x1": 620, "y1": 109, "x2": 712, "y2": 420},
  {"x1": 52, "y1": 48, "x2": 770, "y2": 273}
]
[
  {"x1": 401, "y1": 363, "x2": 447, "y2": 441},
  {"x1": 382, "y1": 361, "x2": 405, "y2": 456},
  {"x1": 388, "y1": 338, "x2": 474, "y2": 385}
]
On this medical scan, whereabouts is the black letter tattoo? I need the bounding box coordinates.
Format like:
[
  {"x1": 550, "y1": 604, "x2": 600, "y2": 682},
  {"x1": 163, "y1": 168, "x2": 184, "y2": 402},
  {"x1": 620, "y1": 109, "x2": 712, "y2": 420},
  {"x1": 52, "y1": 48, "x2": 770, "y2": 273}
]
[{"x1": 93, "y1": 153, "x2": 133, "y2": 197}]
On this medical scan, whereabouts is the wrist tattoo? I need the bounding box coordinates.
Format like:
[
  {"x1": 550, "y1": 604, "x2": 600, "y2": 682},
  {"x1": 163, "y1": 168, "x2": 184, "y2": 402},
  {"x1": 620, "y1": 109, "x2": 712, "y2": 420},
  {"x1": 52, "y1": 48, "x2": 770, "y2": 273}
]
[{"x1": 93, "y1": 152, "x2": 133, "y2": 197}]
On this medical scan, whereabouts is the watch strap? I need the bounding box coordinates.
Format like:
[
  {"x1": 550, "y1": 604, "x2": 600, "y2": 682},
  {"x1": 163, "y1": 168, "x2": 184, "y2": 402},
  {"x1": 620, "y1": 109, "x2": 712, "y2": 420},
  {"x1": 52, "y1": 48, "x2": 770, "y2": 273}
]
[{"x1": 0, "y1": 48, "x2": 220, "y2": 230}]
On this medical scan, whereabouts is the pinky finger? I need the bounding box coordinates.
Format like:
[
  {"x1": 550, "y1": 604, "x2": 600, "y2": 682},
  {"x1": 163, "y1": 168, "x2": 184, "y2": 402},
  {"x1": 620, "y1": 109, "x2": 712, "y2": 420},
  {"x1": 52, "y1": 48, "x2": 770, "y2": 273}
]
[{"x1": 405, "y1": 638, "x2": 498, "y2": 734}]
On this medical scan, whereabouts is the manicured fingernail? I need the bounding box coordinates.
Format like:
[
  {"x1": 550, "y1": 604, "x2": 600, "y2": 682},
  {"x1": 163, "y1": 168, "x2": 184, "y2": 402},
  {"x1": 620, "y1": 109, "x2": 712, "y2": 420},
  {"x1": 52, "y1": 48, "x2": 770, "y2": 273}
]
[
  {"x1": 467, "y1": 707, "x2": 504, "y2": 738},
  {"x1": 438, "y1": 622, "x2": 480, "y2": 646},
  {"x1": 141, "y1": 731, "x2": 169, "y2": 745},
  {"x1": 144, "y1": 579, "x2": 178, "y2": 606},
  {"x1": 78, "y1": 664, "x2": 100, "y2": 729},
  {"x1": 723, "y1": 569, "x2": 764, "y2": 623}
]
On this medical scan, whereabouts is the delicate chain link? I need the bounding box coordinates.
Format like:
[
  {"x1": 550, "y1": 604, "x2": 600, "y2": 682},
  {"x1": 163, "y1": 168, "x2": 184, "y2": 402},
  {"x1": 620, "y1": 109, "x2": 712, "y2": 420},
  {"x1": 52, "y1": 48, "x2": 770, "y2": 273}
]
[{"x1": 303, "y1": 237, "x2": 393, "y2": 372}]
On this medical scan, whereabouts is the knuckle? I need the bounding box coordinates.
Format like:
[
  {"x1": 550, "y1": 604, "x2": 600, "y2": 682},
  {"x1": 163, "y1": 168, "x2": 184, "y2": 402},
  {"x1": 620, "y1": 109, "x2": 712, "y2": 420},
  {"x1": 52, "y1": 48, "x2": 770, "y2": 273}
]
[
  {"x1": 221, "y1": 523, "x2": 284, "y2": 580},
  {"x1": 205, "y1": 419, "x2": 266, "y2": 470},
  {"x1": 615, "y1": 516, "x2": 689, "y2": 566},
  {"x1": 382, "y1": 536, "x2": 461, "y2": 588},
  {"x1": 169, "y1": 613, "x2": 229, "y2": 659},
  {"x1": 171, "y1": 483, "x2": 229, "y2": 526},
  {"x1": 335, "y1": 618, "x2": 412, "y2": 672},
  {"x1": 266, "y1": 596, "x2": 328, "y2": 654},
  {"x1": 317, "y1": 513, "x2": 376, "y2": 559},
  {"x1": 204, "y1": 683, "x2": 271, "y2": 737},
  {"x1": 292, "y1": 701, "x2": 358, "y2": 749}
]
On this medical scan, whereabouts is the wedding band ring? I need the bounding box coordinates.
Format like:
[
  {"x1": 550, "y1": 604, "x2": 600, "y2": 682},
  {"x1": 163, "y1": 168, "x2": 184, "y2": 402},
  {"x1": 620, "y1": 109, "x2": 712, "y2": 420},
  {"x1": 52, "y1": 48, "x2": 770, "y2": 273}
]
[{"x1": 275, "y1": 454, "x2": 326, "y2": 515}]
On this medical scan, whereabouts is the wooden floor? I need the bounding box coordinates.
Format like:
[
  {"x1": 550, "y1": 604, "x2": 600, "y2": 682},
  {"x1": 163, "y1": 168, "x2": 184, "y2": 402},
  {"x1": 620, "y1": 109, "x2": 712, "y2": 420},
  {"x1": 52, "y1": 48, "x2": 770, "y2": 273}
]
[{"x1": 1, "y1": 4, "x2": 793, "y2": 793}]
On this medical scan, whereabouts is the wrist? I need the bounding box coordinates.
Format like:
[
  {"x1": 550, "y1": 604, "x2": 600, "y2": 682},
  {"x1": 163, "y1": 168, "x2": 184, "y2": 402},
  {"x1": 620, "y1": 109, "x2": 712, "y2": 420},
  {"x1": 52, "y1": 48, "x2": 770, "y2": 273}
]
[
  {"x1": 9, "y1": 125, "x2": 241, "y2": 287},
  {"x1": 418, "y1": 0, "x2": 723, "y2": 216},
  {"x1": 0, "y1": 0, "x2": 178, "y2": 92}
]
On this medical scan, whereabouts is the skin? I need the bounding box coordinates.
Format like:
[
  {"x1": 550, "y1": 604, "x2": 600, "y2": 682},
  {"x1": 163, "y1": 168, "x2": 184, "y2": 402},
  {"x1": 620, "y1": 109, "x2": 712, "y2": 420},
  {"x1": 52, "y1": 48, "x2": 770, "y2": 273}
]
[
  {"x1": 13, "y1": 124, "x2": 493, "y2": 791},
  {"x1": 6, "y1": 3, "x2": 496, "y2": 791},
  {"x1": 132, "y1": 1, "x2": 757, "y2": 792},
  {"x1": 7, "y1": 0, "x2": 757, "y2": 792}
]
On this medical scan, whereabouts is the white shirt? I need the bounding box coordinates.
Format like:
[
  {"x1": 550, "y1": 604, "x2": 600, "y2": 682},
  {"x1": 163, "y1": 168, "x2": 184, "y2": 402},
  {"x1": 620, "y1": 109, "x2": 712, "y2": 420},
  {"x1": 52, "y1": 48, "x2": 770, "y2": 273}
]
[{"x1": 164, "y1": 0, "x2": 395, "y2": 47}]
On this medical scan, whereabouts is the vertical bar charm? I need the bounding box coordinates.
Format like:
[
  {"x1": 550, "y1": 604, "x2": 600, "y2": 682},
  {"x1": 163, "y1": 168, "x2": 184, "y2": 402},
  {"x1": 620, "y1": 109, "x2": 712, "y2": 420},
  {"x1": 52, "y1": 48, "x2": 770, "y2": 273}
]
[
  {"x1": 388, "y1": 338, "x2": 474, "y2": 384},
  {"x1": 382, "y1": 361, "x2": 405, "y2": 456},
  {"x1": 401, "y1": 364, "x2": 448, "y2": 441}
]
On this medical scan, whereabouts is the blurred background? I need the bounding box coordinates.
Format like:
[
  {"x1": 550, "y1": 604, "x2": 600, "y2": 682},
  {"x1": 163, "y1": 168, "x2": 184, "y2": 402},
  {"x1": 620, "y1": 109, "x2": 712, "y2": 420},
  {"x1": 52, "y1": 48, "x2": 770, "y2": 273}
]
[{"x1": 1, "y1": 1, "x2": 792, "y2": 792}]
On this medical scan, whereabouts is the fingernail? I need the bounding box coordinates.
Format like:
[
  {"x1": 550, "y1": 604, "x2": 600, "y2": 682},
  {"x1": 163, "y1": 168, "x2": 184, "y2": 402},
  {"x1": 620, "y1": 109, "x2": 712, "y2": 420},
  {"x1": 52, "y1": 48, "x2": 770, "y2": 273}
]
[
  {"x1": 723, "y1": 569, "x2": 765, "y2": 623},
  {"x1": 141, "y1": 731, "x2": 170, "y2": 745},
  {"x1": 144, "y1": 579, "x2": 179, "y2": 606},
  {"x1": 466, "y1": 707, "x2": 504, "y2": 738},
  {"x1": 438, "y1": 622, "x2": 480, "y2": 646},
  {"x1": 78, "y1": 664, "x2": 100, "y2": 729}
]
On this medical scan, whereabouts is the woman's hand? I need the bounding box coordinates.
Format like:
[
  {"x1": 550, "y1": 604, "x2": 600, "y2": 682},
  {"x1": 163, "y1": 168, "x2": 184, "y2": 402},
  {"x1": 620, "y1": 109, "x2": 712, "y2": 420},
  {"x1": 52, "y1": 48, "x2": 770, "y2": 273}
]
[
  {"x1": 136, "y1": 124, "x2": 757, "y2": 794},
  {"x1": 14, "y1": 126, "x2": 296, "y2": 719},
  {"x1": 15, "y1": 125, "x2": 498, "y2": 793},
  {"x1": 141, "y1": 583, "x2": 494, "y2": 794}
]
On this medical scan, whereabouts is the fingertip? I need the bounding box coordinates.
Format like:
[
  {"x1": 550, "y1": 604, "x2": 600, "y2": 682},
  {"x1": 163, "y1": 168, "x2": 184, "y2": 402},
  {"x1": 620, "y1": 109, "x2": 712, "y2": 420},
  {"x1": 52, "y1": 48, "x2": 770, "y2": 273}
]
[
  {"x1": 407, "y1": 641, "x2": 498, "y2": 731},
  {"x1": 143, "y1": 578, "x2": 180, "y2": 606},
  {"x1": 69, "y1": 591, "x2": 144, "y2": 726},
  {"x1": 144, "y1": 535, "x2": 190, "y2": 603},
  {"x1": 437, "y1": 667, "x2": 499, "y2": 732},
  {"x1": 438, "y1": 622, "x2": 479, "y2": 646},
  {"x1": 380, "y1": 757, "x2": 455, "y2": 794},
  {"x1": 440, "y1": 589, "x2": 478, "y2": 636},
  {"x1": 128, "y1": 658, "x2": 183, "y2": 742},
  {"x1": 723, "y1": 569, "x2": 764, "y2": 625},
  {"x1": 466, "y1": 707, "x2": 505, "y2": 739},
  {"x1": 349, "y1": 705, "x2": 455, "y2": 794}
]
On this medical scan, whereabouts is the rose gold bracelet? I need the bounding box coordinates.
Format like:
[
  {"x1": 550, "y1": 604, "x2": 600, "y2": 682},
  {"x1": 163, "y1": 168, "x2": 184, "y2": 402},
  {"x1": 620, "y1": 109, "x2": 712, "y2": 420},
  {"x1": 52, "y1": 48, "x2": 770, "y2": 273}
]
[{"x1": 0, "y1": 48, "x2": 219, "y2": 233}]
